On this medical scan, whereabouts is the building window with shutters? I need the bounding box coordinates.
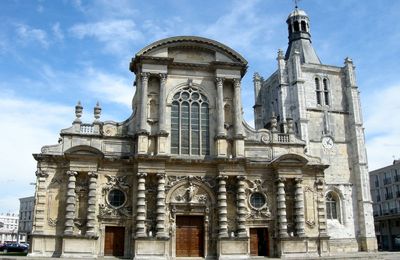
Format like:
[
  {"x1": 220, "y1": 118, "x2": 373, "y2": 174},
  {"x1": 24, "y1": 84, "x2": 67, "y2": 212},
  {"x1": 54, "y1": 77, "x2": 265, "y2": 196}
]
[{"x1": 171, "y1": 86, "x2": 210, "y2": 156}]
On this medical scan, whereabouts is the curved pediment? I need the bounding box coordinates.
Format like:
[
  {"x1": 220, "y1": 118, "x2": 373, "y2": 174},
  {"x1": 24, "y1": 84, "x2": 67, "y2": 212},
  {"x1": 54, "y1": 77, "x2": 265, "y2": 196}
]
[
  {"x1": 64, "y1": 145, "x2": 104, "y2": 159},
  {"x1": 272, "y1": 153, "x2": 308, "y2": 166},
  {"x1": 135, "y1": 36, "x2": 248, "y2": 65}
]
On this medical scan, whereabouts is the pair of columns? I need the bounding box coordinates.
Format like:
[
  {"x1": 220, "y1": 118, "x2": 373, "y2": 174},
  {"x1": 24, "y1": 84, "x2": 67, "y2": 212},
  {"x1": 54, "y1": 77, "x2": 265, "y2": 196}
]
[
  {"x1": 276, "y1": 177, "x2": 305, "y2": 238},
  {"x1": 135, "y1": 172, "x2": 168, "y2": 238},
  {"x1": 138, "y1": 73, "x2": 167, "y2": 134},
  {"x1": 215, "y1": 78, "x2": 244, "y2": 138},
  {"x1": 64, "y1": 171, "x2": 98, "y2": 236},
  {"x1": 217, "y1": 175, "x2": 247, "y2": 238}
]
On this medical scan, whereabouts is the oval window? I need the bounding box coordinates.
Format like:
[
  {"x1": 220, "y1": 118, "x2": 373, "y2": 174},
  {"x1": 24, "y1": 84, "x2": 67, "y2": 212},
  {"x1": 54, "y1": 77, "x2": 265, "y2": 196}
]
[
  {"x1": 250, "y1": 192, "x2": 266, "y2": 209},
  {"x1": 108, "y1": 189, "x2": 126, "y2": 208}
]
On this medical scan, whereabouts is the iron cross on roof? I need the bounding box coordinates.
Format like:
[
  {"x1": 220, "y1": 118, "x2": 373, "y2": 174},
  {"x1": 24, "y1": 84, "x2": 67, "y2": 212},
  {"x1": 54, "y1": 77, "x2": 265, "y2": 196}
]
[{"x1": 293, "y1": 0, "x2": 302, "y2": 8}]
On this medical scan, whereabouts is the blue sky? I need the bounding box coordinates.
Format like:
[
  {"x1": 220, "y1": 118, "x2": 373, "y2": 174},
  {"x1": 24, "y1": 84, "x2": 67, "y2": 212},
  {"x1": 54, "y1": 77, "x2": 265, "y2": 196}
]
[{"x1": 1, "y1": 0, "x2": 399, "y2": 213}]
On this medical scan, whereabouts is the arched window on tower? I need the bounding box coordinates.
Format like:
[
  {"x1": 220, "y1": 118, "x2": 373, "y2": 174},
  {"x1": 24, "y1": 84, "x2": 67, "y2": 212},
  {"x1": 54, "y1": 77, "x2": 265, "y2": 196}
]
[
  {"x1": 301, "y1": 21, "x2": 307, "y2": 32},
  {"x1": 171, "y1": 86, "x2": 210, "y2": 156},
  {"x1": 293, "y1": 21, "x2": 300, "y2": 32},
  {"x1": 315, "y1": 78, "x2": 322, "y2": 105},
  {"x1": 326, "y1": 192, "x2": 340, "y2": 220},
  {"x1": 323, "y1": 78, "x2": 330, "y2": 106}
]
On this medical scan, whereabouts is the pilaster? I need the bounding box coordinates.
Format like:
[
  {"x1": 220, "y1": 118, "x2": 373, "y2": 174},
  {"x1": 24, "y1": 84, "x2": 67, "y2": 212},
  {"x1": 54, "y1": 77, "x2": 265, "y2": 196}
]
[
  {"x1": 64, "y1": 171, "x2": 78, "y2": 235},
  {"x1": 215, "y1": 77, "x2": 228, "y2": 157},
  {"x1": 236, "y1": 176, "x2": 247, "y2": 237},
  {"x1": 139, "y1": 72, "x2": 150, "y2": 133},
  {"x1": 217, "y1": 175, "x2": 229, "y2": 238},
  {"x1": 135, "y1": 172, "x2": 147, "y2": 238},
  {"x1": 86, "y1": 171, "x2": 98, "y2": 236},
  {"x1": 156, "y1": 173, "x2": 168, "y2": 238},
  {"x1": 276, "y1": 178, "x2": 288, "y2": 238},
  {"x1": 33, "y1": 170, "x2": 49, "y2": 234},
  {"x1": 294, "y1": 178, "x2": 305, "y2": 237}
]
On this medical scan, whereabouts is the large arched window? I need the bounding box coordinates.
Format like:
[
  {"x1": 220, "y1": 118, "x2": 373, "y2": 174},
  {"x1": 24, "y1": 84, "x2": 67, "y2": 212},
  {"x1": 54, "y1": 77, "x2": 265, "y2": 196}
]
[
  {"x1": 171, "y1": 86, "x2": 210, "y2": 156},
  {"x1": 326, "y1": 192, "x2": 339, "y2": 220}
]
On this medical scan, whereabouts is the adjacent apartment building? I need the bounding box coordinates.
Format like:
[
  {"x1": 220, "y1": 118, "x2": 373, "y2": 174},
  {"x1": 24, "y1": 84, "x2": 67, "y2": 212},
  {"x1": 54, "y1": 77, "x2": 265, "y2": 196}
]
[
  {"x1": 370, "y1": 160, "x2": 400, "y2": 251},
  {"x1": 0, "y1": 213, "x2": 19, "y2": 244},
  {"x1": 18, "y1": 196, "x2": 35, "y2": 244}
]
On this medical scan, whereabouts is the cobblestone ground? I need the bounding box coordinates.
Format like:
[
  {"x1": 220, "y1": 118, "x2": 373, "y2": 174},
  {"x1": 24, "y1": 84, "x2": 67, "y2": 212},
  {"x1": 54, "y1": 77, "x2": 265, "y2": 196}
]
[{"x1": 1, "y1": 252, "x2": 400, "y2": 260}]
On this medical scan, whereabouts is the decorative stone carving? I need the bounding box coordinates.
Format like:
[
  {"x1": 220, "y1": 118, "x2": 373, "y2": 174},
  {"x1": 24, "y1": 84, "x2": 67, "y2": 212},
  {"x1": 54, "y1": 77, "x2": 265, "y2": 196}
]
[
  {"x1": 170, "y1": 182, "x2": 208, "y2": 204},
  {"x1": 244, "y1": 179, "x2": 271, "y2": 220},
  {"x1": 136, "y1": 172, "x2": 147, "y2": 238},
  {"x1": 64, "y1": 171, "x2": 78, "y2": 235},
  {"x1": 100, "y1": 174, "x2": 131, "y2": 219},
  {"x1": 261, "y1": 133, "x2": 271, "y2": 144},
  {"x1": 217, "y1": 175, "x2": 229, "y2": 238},
  {"x1": 294, "y1": 178, "x2": 306, "y2": 237},
  {"x1": 103, "y1": 124, "x2": 117, "y2": 136},
  {"x1": 236, "y1": 176, "x2": 248, "y2": 237}
]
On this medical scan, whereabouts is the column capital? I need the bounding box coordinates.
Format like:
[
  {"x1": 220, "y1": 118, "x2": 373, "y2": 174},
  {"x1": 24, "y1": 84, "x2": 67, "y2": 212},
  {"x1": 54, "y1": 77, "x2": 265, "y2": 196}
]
[
  {"x1": 35, "y1": 170, "x2": 49, "y2": 178},
  {"x1": 217, "y1": 175, "x2": 228, "y2": 181},
  {"x1": 233, "y1": 78, "x2": 241, "y2": 87},
  {"x1": 237, "y1": 175, "x2": 246, "y2": 181},
  {"x1": 88, "y1": 171, "x2": 98, "y2": 178},
  {"x1": 138, "y1": 172, "x2": 147, "y2": 178},
  {"x1": 66, "y1": 170, "x2": 78, "y2": 177},
  {"x1": 156, "y1": 173, "x2": 165, "y2": 179},
  {"x1": 295, "y1": 177, "x2": 303, "y2": 184},
  {"x1": 215, "y1": 77, "x2": 224, "y2": 84},
  {"x1": 140, "y1": 72, "x2": 150, "y2": 79},
  {"x1": 275, "y1": 177, "x2": 286, "y2": 184},
  {"x1": 159, "y1": 73, "x2": 168, "y2": 80}
]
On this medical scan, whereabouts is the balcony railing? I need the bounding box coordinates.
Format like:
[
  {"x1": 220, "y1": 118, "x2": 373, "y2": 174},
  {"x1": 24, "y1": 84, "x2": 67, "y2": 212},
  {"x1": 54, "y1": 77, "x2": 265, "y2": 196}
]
[
  {"x1": 277, "y1": 134, "x2": 289, "y2": 143},
  {"x1": 80, "y1": 124, "x2": 94, "y2": 134}
]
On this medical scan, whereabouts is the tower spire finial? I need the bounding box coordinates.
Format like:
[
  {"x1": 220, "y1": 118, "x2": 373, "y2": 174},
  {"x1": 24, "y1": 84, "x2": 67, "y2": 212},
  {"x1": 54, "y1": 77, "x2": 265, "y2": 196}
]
[{"x1": 293, "y1": 0, "x2": 301, "y2": 9}]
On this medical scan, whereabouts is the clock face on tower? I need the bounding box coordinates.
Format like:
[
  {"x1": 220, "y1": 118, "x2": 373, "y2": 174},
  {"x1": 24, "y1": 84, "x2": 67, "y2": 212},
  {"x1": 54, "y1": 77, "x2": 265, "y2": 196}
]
[{"x1": 322, "y1": 136, "x2": 334, "y2": 149}]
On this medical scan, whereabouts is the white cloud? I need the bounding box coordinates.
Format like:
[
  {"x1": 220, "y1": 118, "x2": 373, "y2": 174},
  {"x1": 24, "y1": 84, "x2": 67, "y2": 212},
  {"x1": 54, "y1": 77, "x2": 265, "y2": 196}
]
[
  {"x1": 52, "y1": 22, "x2": 64, "y2": 41},
  {"x1": 364, "y1": 84, "x2": 400, "y2": 170},
  {"x1": 0, "y1": 94, "x2": 72, "y2": 212},
  {"x1": 15, "y1": 24, "x2": 49, "y2": 48},
  {"x1": 83, "y1": 67, "x2": 134, "y2": 108},
  {"x1": 69, "y1": 20, "x2": 143, "y2": 54}
]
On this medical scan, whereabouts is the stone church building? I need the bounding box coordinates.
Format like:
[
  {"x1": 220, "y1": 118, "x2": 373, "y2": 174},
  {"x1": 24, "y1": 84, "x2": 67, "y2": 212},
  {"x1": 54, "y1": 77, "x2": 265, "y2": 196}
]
[{"x1": 30, "y1": 8, "x2": 377, "y2": 259}]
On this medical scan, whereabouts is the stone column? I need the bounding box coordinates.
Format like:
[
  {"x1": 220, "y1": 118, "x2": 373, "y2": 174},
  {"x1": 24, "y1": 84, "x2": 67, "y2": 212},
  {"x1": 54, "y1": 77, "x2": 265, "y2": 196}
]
[
  {"x1": 294, "y1": 178, "x2": 305, "y2": 237},
  {"x1": 233, "y1": 79, "x2": 244, "y2": 137},
  {"x1": 158, "y1": 73, "x2": 167, "y2": 134},
  {"x1": 236, "y1": 176, "x2": 247, "y2": 237},
  {"x1": 33, "y1": 170, "x2": 49, "y2": 233},
  {"x1": 216, "y1": 77, "x2": 225, "y2": 137},
  {"x1": 217, "y1": 175, "x2": 229, "y2": 238},
  {"x1": 135, "y1": 172, "x2": 147, "y2": 238},
  {"x1": 276, "y1": 177, "x2": 288, "y2": 238},
  {"x1": 316, "y1": 178, "x2": 327, "y2": 235},
  {"x1": 64, "y1": 171, "x2": 78, "y2": 235},
  {"x1": 139, "y1": 72, "x2": 150, "y2": 132},
  {"x1": 156, "y1": 173, "x2": 168, "y2": 238},
  {"x1": 86, "y1": 171, "x2": 98, "y2": 236}
]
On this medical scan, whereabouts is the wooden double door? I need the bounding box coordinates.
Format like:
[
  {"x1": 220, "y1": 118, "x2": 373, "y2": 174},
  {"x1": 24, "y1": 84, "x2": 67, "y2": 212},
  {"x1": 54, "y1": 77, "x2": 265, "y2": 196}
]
[
  {"x1": 176, "y1": 215, "x2": 204, "y2": 257},
  {"x1": 104, "y1": 226, "x2": 125, "y2": 256},
  {"x1": 250, "y1": 228, "x2": 269, "y2": 256}
]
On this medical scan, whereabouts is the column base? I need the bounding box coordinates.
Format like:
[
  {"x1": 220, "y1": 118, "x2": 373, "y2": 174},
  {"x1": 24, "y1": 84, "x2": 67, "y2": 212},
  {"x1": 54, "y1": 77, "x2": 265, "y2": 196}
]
[
  {"x1": 217, "y1": 238, "x2": 249, "y2": 260},
  {"x1": 133, "y1": 239, "x2": 169, "y2": 260},
  {"x1": 358, "y1": 236, "x2": 378, "y2": 252}
]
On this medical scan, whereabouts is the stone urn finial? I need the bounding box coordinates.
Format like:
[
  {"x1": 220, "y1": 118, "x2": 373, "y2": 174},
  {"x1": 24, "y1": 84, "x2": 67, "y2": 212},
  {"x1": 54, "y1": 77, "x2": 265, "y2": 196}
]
[
  {"x1": 94, "y1": 101, "x2": 101, "y2": 122},
  {"x1": 74, "y1": 101, "x2": 83, "y2": 123}
]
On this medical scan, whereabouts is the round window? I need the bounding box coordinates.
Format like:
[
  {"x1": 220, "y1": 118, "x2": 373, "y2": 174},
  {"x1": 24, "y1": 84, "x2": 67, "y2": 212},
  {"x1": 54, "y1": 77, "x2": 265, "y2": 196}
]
[
  {"x1": 250, "y1": 192, "x2": 266, "y2": 209},
  {"x1": 108, "y1": 189, "x2": 126, "y2": 208}
]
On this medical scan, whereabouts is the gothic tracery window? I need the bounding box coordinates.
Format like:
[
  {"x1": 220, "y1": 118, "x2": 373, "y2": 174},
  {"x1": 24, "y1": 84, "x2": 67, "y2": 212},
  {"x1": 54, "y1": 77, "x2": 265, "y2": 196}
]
[{"x1": 171, "y1": 86, "x2": 210, "y2": 156}]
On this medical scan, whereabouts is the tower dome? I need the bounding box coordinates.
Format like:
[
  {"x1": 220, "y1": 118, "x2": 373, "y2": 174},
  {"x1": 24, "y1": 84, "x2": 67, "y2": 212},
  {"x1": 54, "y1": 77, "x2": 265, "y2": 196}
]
[
  {"x1": 286, "y1": 8, "x2": 310, "y2": 42},
  {"x1": 284, "y1": 7, "x2": 321, "y2": 64}
]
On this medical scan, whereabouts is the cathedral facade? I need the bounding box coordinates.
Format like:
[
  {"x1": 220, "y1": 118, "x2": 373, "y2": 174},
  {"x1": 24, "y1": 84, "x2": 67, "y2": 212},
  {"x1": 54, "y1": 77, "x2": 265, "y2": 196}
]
[{"x1": 30, "y1": 8, "x2": 376, "y2": 259}]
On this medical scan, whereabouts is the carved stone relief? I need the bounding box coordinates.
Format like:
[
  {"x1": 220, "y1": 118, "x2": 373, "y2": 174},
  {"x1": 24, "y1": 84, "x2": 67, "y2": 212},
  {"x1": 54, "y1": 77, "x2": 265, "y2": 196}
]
[
  {"x1": 99, "y1": 174, "x2": 132, "y2": 218},
  {"x1": 245, "y1": 179, "x2": 271, "y2": 220}
]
